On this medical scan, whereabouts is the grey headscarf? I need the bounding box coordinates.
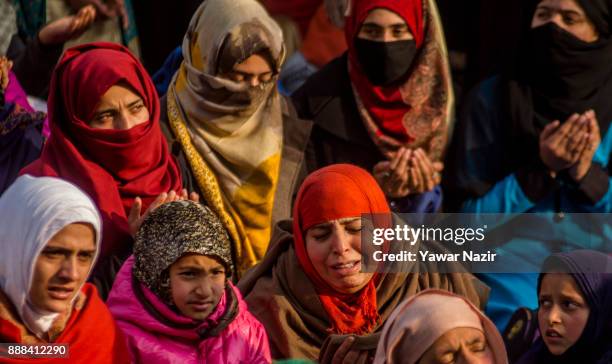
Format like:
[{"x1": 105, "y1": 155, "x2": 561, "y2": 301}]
[{"x1": 133, "y1": 201, "x2": 233, "y2": 304}]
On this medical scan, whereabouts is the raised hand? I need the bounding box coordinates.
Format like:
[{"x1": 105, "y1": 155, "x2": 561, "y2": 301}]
[
  {"x1": 38, "y1": 5, "x2": 96, "y2": 45},
  {"x1": 539, "y1": 113, "x2": 590, "y2": 173},
  {"x1": 66, "y1": 0, "x2": 128, "y2": 29},
  {"x1": 128, "y1": 191, "x2": 178, "y2": 237},
  {"x1": 407, "y1": 148, "x2": 443, "y2": 194},
  {"x1": 569, "y1": 110, "x2": 601, "y2": 182},
  {"x1": 373, "y1": 148, "x2": 442, "y2": 198},
  {"x1": 128, "y1": 189, "x2": 201, "y2": 236},
  {"x1": 373, "y1": 147, "x2": 412, "y2": 198}
]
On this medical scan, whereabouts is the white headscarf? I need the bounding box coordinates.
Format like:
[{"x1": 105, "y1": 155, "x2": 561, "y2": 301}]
[{"x1": 0, "y1": 175, "x2": 101, "y2": 338}]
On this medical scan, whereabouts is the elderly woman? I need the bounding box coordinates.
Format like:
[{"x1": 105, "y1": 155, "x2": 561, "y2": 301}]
[
  {"x1": 160, "y1": 0, "x2": 311, "y2": 276},
  {"x1": 21, "y1": 43, "x2": 186, "y2": 292},
  {"x1": 516, "y1": 250, "x2": 612, "y2": 364},
  {"x1": 239, "y1": 164, "x2": 487, "y2": 362},
  {"x1": 292, "y1": 0, "x2": 454, "y2": 214},
  {"x1": 445, "y1": 0, "x2": 612, "y2": 330},
  {"x1": 0, "y1": 175, "x2": 129, "y2": 363},
  {"x1": 107, "y1": 201, "x2": 271, "y2": 363},
  {"x1": 373, "y1": 290, "x2": 507, "y2": 364}
]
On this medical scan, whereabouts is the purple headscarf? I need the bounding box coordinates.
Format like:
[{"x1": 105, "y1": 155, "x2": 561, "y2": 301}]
[{"x1": 517, "y1": 250, "x2": 612, "y2": 364}]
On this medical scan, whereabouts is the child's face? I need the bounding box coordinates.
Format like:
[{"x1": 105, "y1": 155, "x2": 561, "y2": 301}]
[
  {"x1": 169, "y1": 253, "x2": 226, "y2": 320},
  {"x1": 538, "y1": 273, "x2": 590, "y2": 355}
]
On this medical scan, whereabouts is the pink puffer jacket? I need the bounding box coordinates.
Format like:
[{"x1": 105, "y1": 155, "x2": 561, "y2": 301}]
[{"x1": 107, "y1": 256, "x2": 272, "y2": 364}]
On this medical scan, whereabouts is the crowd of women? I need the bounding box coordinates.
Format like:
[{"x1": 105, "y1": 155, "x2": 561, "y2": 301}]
[{"x1": 1, "y1": 0, "x2": 611, "y2": 363}]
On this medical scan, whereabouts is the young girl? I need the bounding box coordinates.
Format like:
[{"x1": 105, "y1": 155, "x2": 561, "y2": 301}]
[
  {"x1": 107, "y1": 200, "x2": 271, "y2": 363},
  {"x1": 517, "y1": 250, "x2": 612, "y2": 364}
]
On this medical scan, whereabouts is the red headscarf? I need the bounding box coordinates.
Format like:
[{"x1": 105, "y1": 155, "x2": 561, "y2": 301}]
[
  {"x1": 21, "y1": 42, "x2": 182, "y2": 258},
  {"x1": 292, "y1": 164, "x2": 390, "y2": 335},
  {"x1": 345, "y1": 0, "x2": 424, "y2": 145}
]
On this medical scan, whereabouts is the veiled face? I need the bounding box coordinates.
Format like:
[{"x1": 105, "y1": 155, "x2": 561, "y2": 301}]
[
  {"x1": 304, "y1": 217, "x2": 374, "y2": 294},
  {"x1": 219, "y1": 53, "x2": 273, "y2": 87},
  {"x1": 357, "y1": 8, "x2": 414, "y2": 42},
  {"x1": 531, "y1": 0, "x2": 599, "y2": 42},
  {"x1": 89, "y1": 84, "x2": 149, "y2": 130}
]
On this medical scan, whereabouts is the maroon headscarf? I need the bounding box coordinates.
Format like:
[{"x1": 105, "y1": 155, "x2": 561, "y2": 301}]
[{"x1": 22, "y1": 42, "x2": 182, "y2": 258}]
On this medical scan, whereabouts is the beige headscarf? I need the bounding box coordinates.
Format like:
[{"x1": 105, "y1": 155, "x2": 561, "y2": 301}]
[
  {"x1": 166, "y1": 0, "x2": 285, "y2": 275},
  {"x1": 373, "y1": 289, "x2": 507, "y2": 364}
]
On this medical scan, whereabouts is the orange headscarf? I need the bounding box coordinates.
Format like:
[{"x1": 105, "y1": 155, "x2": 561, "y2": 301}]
[{"x1": 292, "y1": 164, "x2": 390, "y2": 335}]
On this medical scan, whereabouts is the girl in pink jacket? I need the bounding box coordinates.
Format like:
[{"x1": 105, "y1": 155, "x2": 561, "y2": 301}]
[{"x1": 107, "y1": 201, "x2": 272, "y2": 364}]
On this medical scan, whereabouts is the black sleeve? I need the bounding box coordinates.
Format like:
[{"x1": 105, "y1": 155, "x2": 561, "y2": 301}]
[
  {"x1": 6, "y1": 33, "x2": 63, "y2": 97},
  {"x1": 574, "y1": 163, "x2": 609, "y2": 204},
  {"x1": 515, "y1": 161, "x2": 557, "y2": 203},
  {"x1": 443, "y1": 77, "x2": 512, "y2": 210}
]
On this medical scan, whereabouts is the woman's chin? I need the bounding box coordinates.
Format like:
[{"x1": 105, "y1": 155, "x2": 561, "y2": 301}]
[{"x1": 329, "y1": 273, "x2": 373, "y2": 294}]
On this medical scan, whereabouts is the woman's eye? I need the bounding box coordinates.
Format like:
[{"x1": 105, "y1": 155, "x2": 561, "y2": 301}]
[
  {"x1": 364, "y1": 29, "x2": 381, "y2": 38},
  {"x1": 346, "y1": 221, "x2": 363, "y2": 234},
  {"x1": 180, "y1": 271, "x2": 196, "y2": 278},
  {"x1": 313, "y1": 233, "x2": 330, "y2": 241},
  {"x1": 77, "y1": 252, "x2": 94, "y2": 262},
  {"x1": 260, "y1": 73, "x2": 273, "y2": 83},
  {"x1": 563, "y1": 300, "x2": 579, "y2": 309},
  {"x1": 347, "y1": 227, "x2": 363, "y2": 234},
  {"x1": 212, "y1": 269, "x2": 225, "y2": 276},
  {"x1": 473, "y1": 344, "x2": 486, "y2": 352},
  {"x1": 393, "y1": 29, "x2": 406, "y2": 38},
  {"x1": 43, "y1": 251, "x2": 63, "y2": 258},
  {"x1": 563, "y1": 16, "x2": 580, "y2": 25},
  {"x1": 539, "y1": 298, "x2": 552, "y2": 307},
  {"x1": 131, "y1": 103, "x2": 145, "y2": 113},
  {"x1": 95, "y1": 114, "x2": 112, "y2": 123},
  {"x1": 231, "y1": 73, "x2": 245, "y2": 82}
]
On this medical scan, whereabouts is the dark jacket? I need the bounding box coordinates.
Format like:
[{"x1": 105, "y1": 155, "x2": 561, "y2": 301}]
[
  {"x1": 291, "y1": 53, "x2": 385, "y2": 174},
  {"x1": 7, "y1": 34, "x2": 63, "y2": 97}
]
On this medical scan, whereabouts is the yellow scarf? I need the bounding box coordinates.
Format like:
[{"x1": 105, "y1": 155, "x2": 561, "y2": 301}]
[{"x1": 167, "y1": 0, "x2": 285, "y2": 275}]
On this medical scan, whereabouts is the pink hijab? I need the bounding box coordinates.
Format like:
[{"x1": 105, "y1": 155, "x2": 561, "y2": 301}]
[{"x1": 373, "y1": 289, "x2": 508, "y2": 364}]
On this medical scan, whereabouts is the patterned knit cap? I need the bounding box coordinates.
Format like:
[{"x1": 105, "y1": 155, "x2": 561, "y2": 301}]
[{"x1": 133, "y1": 200, "x2": 233, "y2": 304}]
